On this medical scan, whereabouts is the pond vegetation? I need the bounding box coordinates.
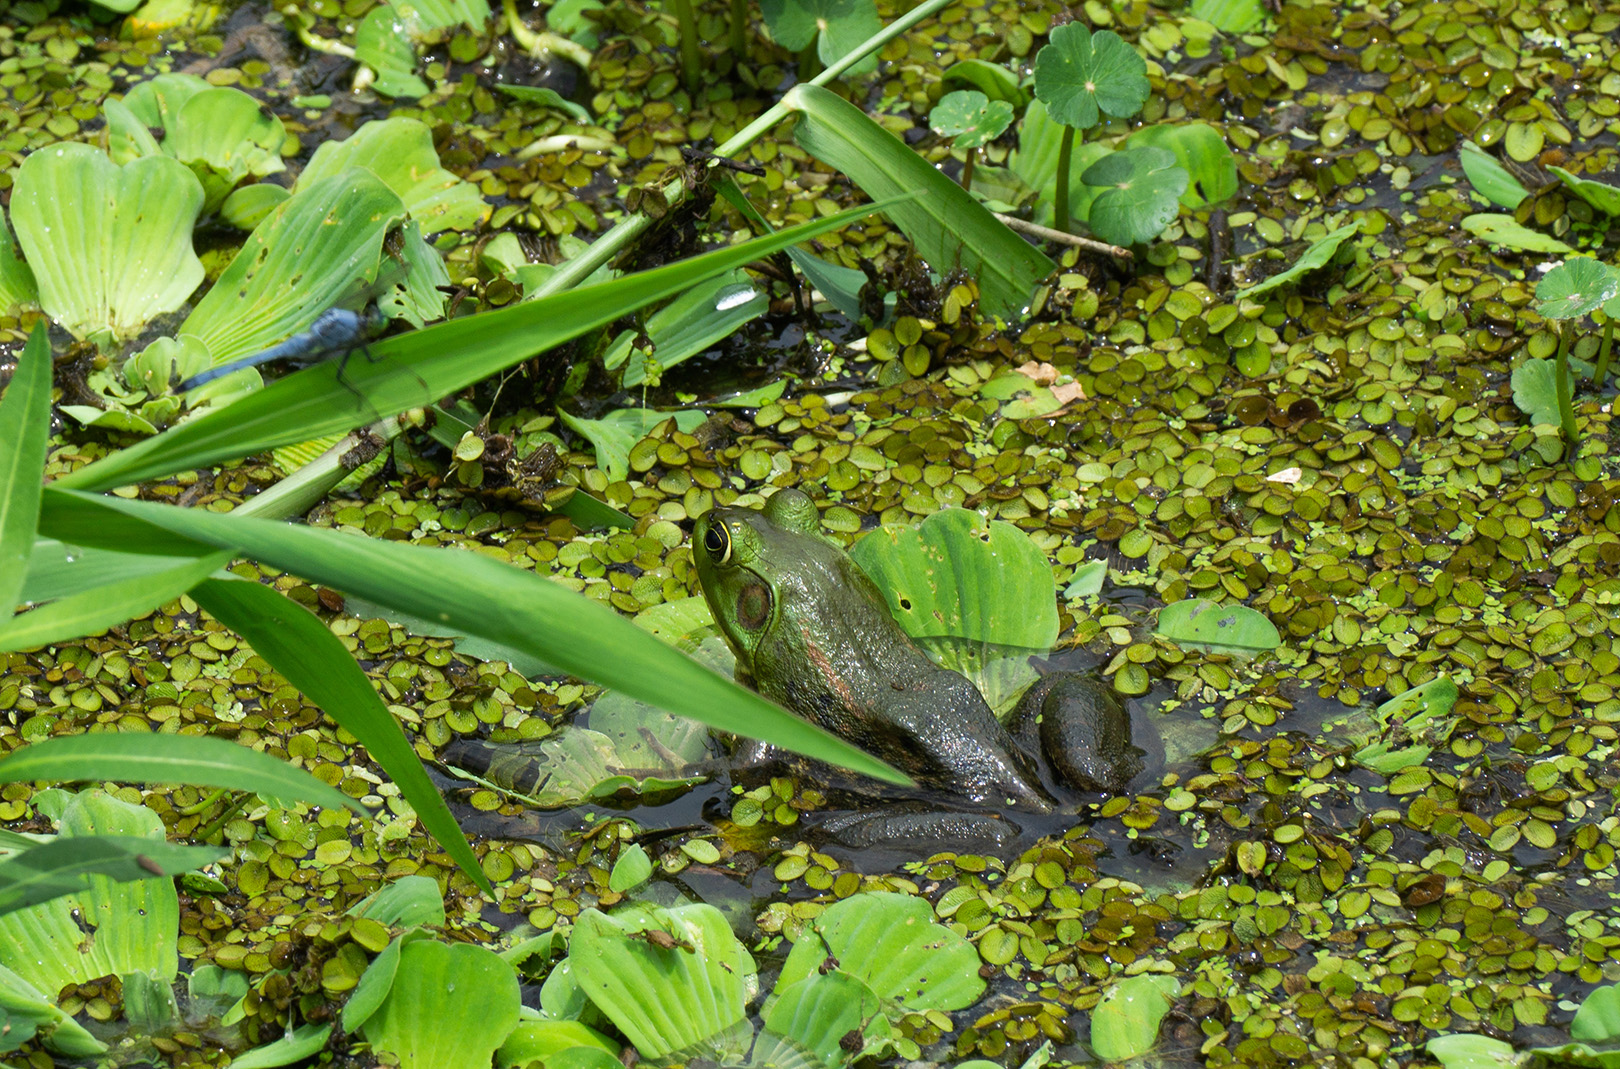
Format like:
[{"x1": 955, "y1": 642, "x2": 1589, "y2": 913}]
[{"x1": 1, "y1": 0, "x2": 1620, "y2": 1065}]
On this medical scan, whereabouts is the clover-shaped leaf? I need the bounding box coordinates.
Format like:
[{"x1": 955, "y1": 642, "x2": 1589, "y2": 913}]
[
  {"x1": 1033, "y1": 23, "x2": 1150, "y2": 130},
  {"x1": 1081, "y1": 146, "x2": 1187, "y2": 245},
  {"x1": 930, "y1": 90, "x2": 1014, "y2": 149},
  {"x1": 1536, "y1": 257, "x2": 1620, "y2": 320}
]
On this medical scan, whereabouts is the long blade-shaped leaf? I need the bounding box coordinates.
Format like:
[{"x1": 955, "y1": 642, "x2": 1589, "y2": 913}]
[
  {"x1": 22, "y1": 539, "x2": 204, "y2": 603},
  {"x1": 56, "y1": 199, "x2": 911, "y2": 493},
  {"x1": 0, "y1": 551, "x2": 230, "y2": 652},
  {"x1": 783, "y1": 84, "x2": 1055, "y2": 320},
  {"x1": 0, "y1": 325, "x2": 51, "y2": 619},
  {"x1": 0, "y1": 835, "x2": 226, "y2": 917},
  {"x1": 0, "y1": 735, "x2": 365, "y2": 816},
  {"x1": 38, "y1": 488, "x2": 910, "y2": 787},
  {"x1": 189, "y1": 575, "x2": 491, "y2": 893}
]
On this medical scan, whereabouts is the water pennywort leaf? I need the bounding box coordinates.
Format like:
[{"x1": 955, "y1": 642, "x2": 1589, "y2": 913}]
[
  {"x1": 1125, "y1": 123, "x2": 1237, "y2": 208},
  {"x1": 1535, "y1": 256, "x2": 1620, "y2": 320},
  {"x1": 1081, "y1": 146, "x2": 1188, "y2": 245},
  {"x1": 1033, "y1": 23, "x2": 1150, "y2": 130}
]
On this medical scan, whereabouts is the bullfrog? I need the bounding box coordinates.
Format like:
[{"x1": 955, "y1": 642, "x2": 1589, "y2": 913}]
[{"x1": 693, "y1": 489, "x2": 1162, "y2": 815}]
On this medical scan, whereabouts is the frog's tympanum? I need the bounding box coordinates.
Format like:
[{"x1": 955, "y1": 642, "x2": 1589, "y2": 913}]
[{"x1": 694, "y1": 489, "x2": 1162, "y2": 815}]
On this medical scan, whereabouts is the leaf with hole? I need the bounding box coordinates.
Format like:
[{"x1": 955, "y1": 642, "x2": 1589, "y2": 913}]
[
  {"x1": 931, "y1": 90, "x2": 1015, "y2": 149},
  {"x1": 851, "y1": 510, "x2": 1058, "y2": 714}
]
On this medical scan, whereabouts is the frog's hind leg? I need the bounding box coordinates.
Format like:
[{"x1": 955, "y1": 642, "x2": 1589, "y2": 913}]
[{"x1": 813, "y1": 806, "x2": 1023, "y2": 854}]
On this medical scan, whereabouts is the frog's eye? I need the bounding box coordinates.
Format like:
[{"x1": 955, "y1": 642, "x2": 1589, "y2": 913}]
[{"x1": 703, "y1": 522, "x2": 732, "y2": 564}]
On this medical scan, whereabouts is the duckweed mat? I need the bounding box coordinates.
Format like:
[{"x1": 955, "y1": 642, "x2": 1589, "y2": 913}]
[{"x1": 3, "y1": 0, "x2": 1620, "y2": 1064}]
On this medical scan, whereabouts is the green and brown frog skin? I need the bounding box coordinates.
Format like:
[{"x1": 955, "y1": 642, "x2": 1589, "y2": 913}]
[{"x1": 693, "y1": 489, "x2": 1162, "y2": 815}]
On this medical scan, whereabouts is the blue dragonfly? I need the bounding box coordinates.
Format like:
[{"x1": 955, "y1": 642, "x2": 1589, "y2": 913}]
[{"x1": 178, "y1": 266, "x2": 409, "y2": 393}]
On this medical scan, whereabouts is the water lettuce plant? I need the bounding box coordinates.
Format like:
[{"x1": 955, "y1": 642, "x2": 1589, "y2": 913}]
[
  {"x1": 538, "y1": 891, "x2": 981, "y2": 1065},
  {"x1": 1514, "y1": 255, "x2": 1620, "y2": 444},
  {"x1": 108, "y1": 74, "x2": 286, "y2": 212},
  {"x1": 760, "y1": 0, "x2": 882, "y2": 79},
  {"x1": 9, "y1": 145, "x2": 205, "y2": 348},
  {"x1": 0, "y1": 790, "x2": 225, "y2": 1058},
  {"x1": 9, "y1": 96, "x2": 478, "y2": 434},
  {"x1": 850, "y1": 507, "x2": 1059, "y2": 713}
]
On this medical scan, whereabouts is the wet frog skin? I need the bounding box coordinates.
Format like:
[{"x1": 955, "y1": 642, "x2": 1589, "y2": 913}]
[{"x1": 693, "y1": 489, "x2": 1161, "y2": 812}]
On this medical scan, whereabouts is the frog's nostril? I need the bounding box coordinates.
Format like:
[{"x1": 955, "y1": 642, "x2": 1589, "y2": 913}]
[{"x1": 898, "y1": 598, "x2": 912, "y2": 611}]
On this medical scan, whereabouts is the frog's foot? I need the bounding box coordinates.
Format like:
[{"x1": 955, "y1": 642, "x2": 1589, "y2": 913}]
[{"x1": 812, "y1": 806, "x2": 1022, "y2": 853}]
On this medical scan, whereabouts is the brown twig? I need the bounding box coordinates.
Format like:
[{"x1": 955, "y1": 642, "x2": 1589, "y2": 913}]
[{"x1": 993, "y1": 213, "x2": 1134, "y2": 259}]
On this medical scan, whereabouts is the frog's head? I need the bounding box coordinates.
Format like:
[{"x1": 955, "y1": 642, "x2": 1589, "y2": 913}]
[{"x1": 693, "y1": 488, "x2": 829, "y2": 672}]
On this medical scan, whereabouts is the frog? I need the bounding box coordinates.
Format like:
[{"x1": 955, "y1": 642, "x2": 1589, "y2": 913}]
[{"x1": 692, "y1": 488, "x2": 1162, "y2": 815}]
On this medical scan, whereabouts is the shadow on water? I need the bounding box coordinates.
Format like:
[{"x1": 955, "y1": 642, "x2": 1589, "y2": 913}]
[{"x1": 442, "y1": 648, "x2": 1229, "y2": 898}]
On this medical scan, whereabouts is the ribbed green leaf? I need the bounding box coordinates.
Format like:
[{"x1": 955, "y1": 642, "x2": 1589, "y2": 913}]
[
  {"x1": 570, "y1": 903, "x2": 752, "y2": 1057},
  {"x1": 0, "y1": 734, "x2": 364, "y2": 816},
  {"x1": 9, "y1": 144, "x2": 205, "y2": 344},
  {"x1": 360, "y1": 940, "x2": 520, "y2": 1068},
  {"x1": 0, "y1": 792, "x2": 190, "y2": 993},
  {"x1": 776, "y1": 892, "x2": 984, "y2": 1012}
]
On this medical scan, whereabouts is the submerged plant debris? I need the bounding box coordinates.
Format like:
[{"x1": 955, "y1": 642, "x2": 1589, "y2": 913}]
[{"x1": 3, "y1": 0, "x2": 1620, "y2": 1065}]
